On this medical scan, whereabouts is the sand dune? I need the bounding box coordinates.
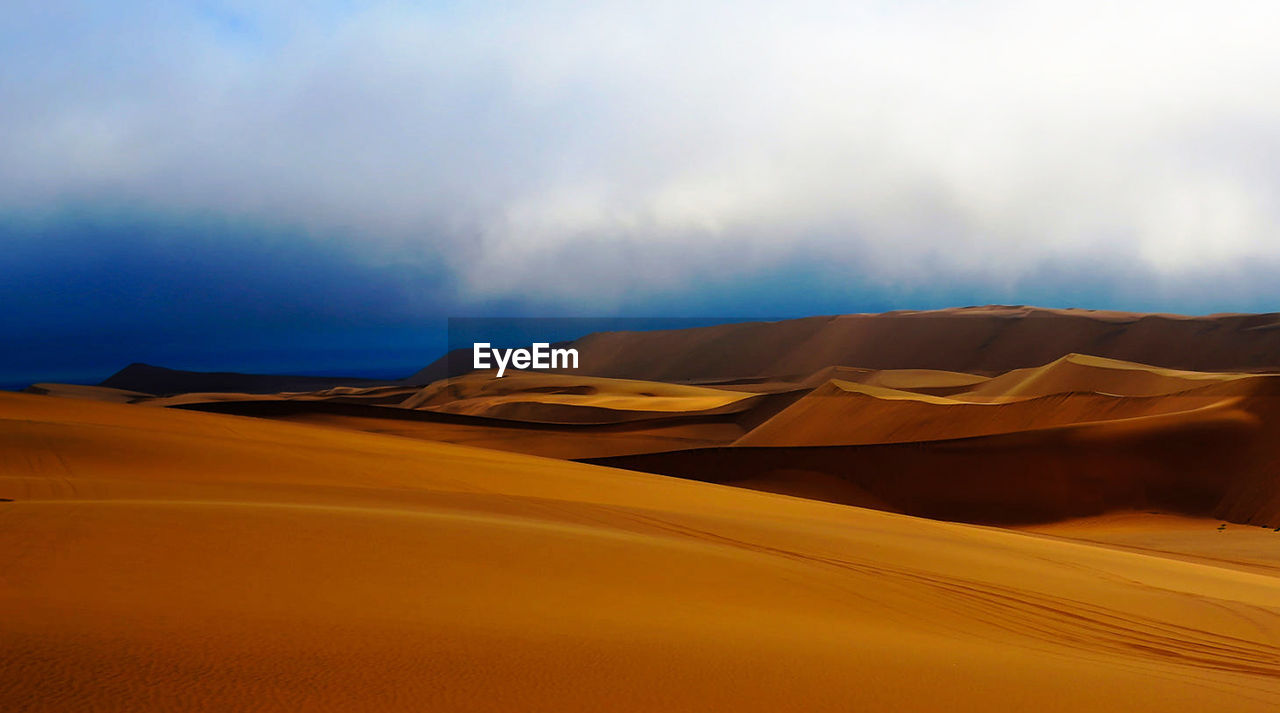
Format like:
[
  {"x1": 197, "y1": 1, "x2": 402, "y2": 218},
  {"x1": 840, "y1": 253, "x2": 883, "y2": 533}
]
[
  {"x1": 403, "y1": 371, "x2": 756, "y2": 414},
  {"x1": 3, "y1": 392, "x2": 1280, "y2": 711},
  {"x1": 736, "y1": 361, "x2": 1263, "y2": 447},
  {"x1": 209, "y1": 403, "x2": 747, "y2": 459},
  {"x1": 959, "y1": 353, "x2": 1252, "y2": 400},
  {"x1": 591, "y1": 392, "x2": 1280, "y2": 526},
  {"x1": 553, "y1": 306, "x2": 1280, "y2": 381},
  {"x1": 557, "y1": 356, "x2": 1278, "y2": 531},
  {"x1": 735, "y1": 380, "x2": 1214, "y2": 446},
  {"x1": 33, "y1": 353, "x2": 1280, "y2": 505},
  {"x1": 29, "y1": 372, "x2": 789, "y2": 458},
  {"x1": 142, "y1": 384, "x2": 423, "y2": 408},
  {"x1": 823, "y1": 365, "x2": 991, "y2": 393}
]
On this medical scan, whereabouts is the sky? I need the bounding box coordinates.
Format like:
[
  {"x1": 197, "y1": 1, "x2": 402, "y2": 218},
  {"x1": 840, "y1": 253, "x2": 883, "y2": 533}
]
[{"x1": 5, "y1": 1, "x2": 1280, "y2": 385}]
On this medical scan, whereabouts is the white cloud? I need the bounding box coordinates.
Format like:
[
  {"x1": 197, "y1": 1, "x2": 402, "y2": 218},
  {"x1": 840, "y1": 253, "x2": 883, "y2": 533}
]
[{"x1": 4, "y1": 0, "x2": 1280, "y2": 305}]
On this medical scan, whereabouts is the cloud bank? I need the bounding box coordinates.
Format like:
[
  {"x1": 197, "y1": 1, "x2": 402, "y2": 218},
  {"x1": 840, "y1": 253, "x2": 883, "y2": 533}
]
[{"x1": 5, "y1": 0, "x2": 1280, "y2": 308}]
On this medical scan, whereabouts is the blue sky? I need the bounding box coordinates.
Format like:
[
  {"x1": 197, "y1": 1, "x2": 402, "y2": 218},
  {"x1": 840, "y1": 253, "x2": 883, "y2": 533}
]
[{"x1": 4, "y1": 1, "x2": 1280, "y2": 386}]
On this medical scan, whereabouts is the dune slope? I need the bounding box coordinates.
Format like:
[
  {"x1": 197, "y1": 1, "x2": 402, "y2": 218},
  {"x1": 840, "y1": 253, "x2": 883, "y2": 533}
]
[
  {"x1": 2, "y1": 392, "x2": 1280, "y2": 712},
  {"x1": 734, "y1": 377, "x2": 1231, "y2": 447}
]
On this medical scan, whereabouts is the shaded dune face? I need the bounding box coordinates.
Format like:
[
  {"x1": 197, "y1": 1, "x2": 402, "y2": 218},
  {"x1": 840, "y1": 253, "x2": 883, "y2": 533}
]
[
  {"x1": 2, "y1": 392, "x2": 1280, "y2": 712},
  {"x1": 587, "y1": 402, "x2": 1268, "y2": 525},
  {"x1": 586, "y1": 361, "x2": 1280, "y2": 527}
]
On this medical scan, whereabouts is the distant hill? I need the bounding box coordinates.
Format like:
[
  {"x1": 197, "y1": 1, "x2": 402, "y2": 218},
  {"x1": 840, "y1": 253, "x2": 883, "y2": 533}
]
[
  {"x1": 99, "y1": 363, "x2": 387, "y2": 396},
  {"x1": 401, "y1": 348, "x2": 476, "y2": 386},
  {"x1": 550, "y1": 306, "x2": 1280, "y2": 381}
]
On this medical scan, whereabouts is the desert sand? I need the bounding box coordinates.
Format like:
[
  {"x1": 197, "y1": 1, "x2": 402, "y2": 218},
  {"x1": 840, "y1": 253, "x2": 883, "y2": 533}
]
[
  {"x1": 1020, "y1": 512, "x2": 1280, "y2": 577},
  {"x1": 3, "y1": 391, "x2": 1280, "y2": 711},
  {"x1": 8, "y1": 307, "x2": 1280, "y2": 710}
]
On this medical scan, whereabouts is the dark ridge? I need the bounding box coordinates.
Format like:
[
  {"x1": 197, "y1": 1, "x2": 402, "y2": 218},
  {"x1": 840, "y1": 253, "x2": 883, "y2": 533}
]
[{"x1": 100, "y1": 363, "x2": 388, "y2": 396}]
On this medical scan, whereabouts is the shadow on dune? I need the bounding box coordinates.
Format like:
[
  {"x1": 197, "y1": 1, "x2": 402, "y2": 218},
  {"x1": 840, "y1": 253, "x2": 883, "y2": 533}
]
[{"x1": 583, "y1": 402, "x2": 1280, "y2": 527}]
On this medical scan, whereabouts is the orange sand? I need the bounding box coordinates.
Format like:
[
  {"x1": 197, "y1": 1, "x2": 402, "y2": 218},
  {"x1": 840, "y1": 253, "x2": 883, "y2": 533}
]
[{"x1": 3, "y1": 391, "x2": 1280, "y2": 711}]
